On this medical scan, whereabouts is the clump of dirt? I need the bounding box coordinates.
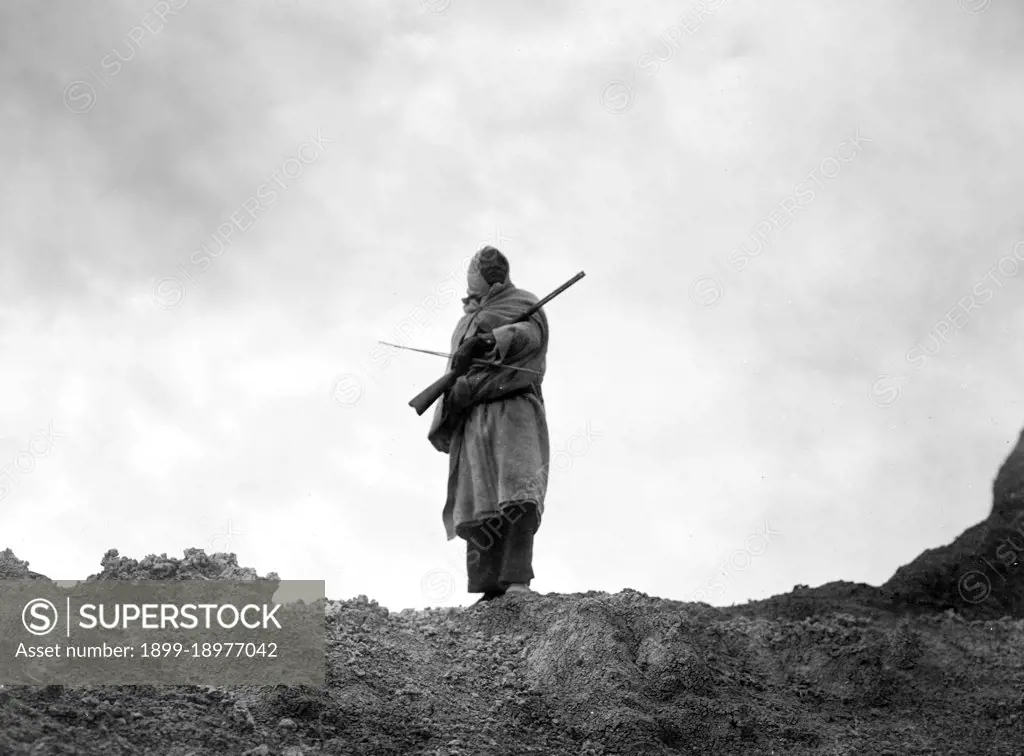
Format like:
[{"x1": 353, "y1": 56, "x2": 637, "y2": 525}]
[
  {"x1": 89, "y1": 547, "x2": 280, "y2": 584},
  {"x1": 3, "y1": 432, "x2": 1024, "y2": 754},
  {"x1": 0, "y1": 548, "x2": 47, "y2": 580}
]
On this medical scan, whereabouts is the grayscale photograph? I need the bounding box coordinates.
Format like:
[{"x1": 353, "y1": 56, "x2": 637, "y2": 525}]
[{"x1": 0, "y1": 0, "x2": 1022, "y2": 754}]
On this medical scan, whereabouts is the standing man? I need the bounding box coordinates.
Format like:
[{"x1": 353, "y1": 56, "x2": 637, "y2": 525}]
[{"x1": 428, "y1": 246, "x2": 550, "y2": 603}]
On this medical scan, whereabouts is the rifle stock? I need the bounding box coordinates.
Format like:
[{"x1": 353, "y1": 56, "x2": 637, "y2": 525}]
[
  {"x1": 407, "y1": 270, "x2": 585, "y2": 416},
  {"x1": 409, "y1": 370, "x2": 457, "y2": 416}
]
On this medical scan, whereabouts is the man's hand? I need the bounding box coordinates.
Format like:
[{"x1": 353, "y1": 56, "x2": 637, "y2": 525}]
[
  {"x1": 451, "y1": 332, "x2": 496, "y2": 376},
  {"x1": 447, "y1": 376, "x2": 473, "y2": 413}
]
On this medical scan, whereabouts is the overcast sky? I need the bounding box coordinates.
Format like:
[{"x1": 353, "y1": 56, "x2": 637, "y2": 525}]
[{"x1": 1, "y1": 0, "x2": 1022, "y2": 609}]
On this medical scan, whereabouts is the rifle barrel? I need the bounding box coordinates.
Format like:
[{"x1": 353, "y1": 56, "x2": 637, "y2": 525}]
[{"x1": 521, "y1": 271, "x2": 585, "y2": 320}]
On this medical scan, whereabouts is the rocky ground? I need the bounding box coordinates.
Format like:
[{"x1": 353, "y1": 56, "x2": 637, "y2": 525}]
[{"x1": 2, "y1": 429, "x2": 1024, "y2": 755}]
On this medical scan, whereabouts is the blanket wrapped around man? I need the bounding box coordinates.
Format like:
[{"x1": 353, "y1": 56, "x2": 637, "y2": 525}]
[{"x1": 428, "y1": 279, "x2": 550, "y2": 542}]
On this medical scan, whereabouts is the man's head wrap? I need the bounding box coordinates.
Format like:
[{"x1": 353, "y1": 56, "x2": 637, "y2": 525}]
[{"x1": 471, "y1": 246, "x2": 510, "y2": 285}]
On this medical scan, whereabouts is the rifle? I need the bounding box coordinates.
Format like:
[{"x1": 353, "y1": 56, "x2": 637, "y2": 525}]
[{"x1": 407, "y1": 270, "x2": 585, "y2": 416}]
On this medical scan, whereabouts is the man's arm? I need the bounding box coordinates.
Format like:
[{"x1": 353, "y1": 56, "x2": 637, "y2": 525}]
[{"x1": 490, "y1": 314, "x2": 544, "y2": 362}]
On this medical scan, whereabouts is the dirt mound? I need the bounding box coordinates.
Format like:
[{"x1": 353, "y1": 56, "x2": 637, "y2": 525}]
[
  {"x1": 880, "y1": 427, "x2": 1024, "y2": 620},
  {"x1": 992, "y1": 428, "x2": 1024, "y2": 523},
  {"x1": 729, "y1": 429, "x2": 1024, "y2": 624},
  {"x1": 4, "y1": 431, "x2": 1024, "y2": 754},
  {"x1": 2, "y1": 582, "x2": 1021, "y2": 755}
]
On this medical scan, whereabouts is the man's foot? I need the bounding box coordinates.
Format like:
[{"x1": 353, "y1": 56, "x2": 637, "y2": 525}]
[
  {"x1": 473, "y1": 590, "x2": 505, "y2": 605},
  {"x1": 503, "y1": 583, "x2": 531, "y2": 595}
]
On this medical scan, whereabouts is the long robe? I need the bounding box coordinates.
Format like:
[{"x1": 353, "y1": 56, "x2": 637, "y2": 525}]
[{"x1": 428, "y1": 280, "x2": 550, "y2": 541}]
